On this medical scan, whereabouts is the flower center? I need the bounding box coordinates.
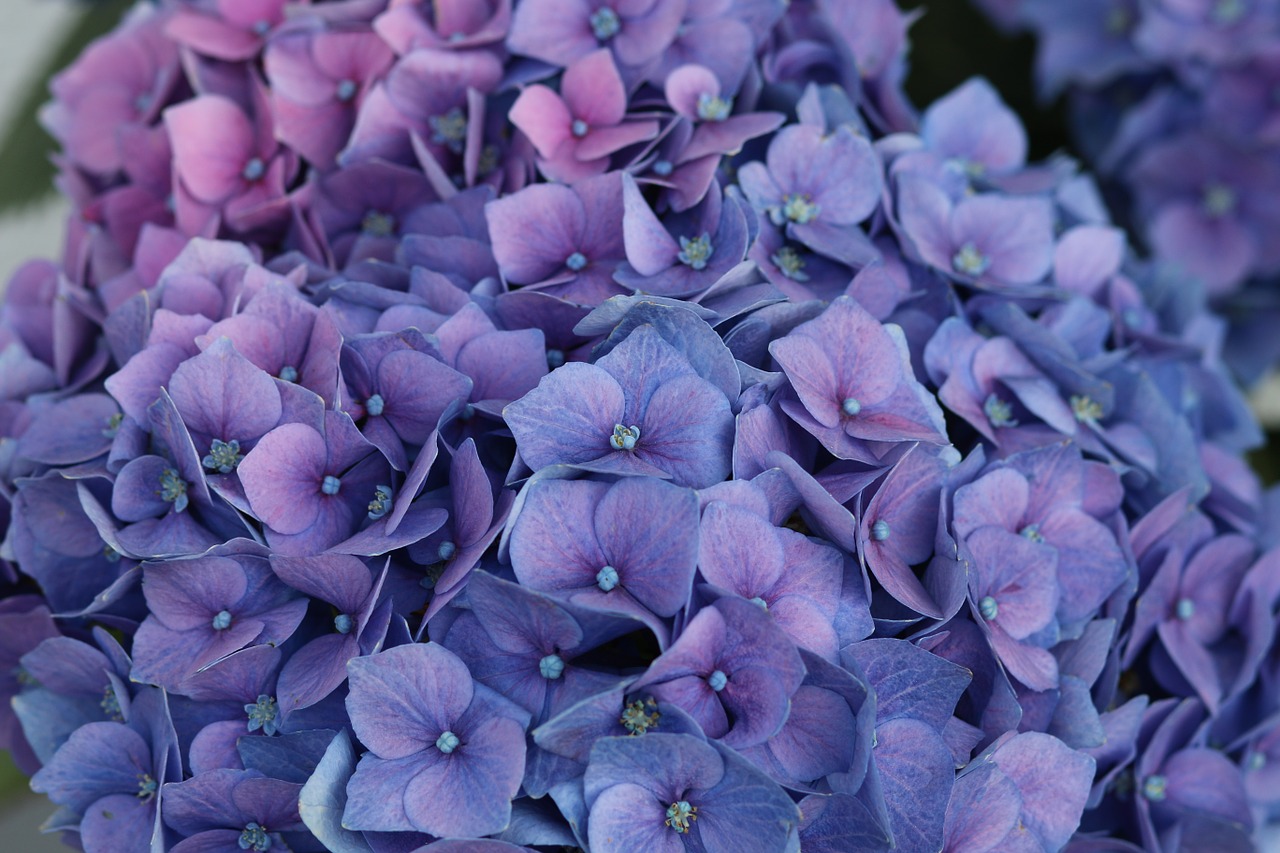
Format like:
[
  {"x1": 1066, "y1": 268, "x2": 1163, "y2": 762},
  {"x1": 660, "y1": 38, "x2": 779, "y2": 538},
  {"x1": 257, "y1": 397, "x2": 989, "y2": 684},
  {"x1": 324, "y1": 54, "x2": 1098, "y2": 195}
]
[
  {"x1": 596, "y1": 565, "x2": 620, "y2": 592},
  {"x1": 779, "y1": 193, "x2": 820, "y2": 225},
  {"x1": 590, "y1": 7, "x2": 621, "y2": 40},
  {"x1": 103, "y1": 411, "x2": 124, "y2": 438},
  {"x1": 212, "y1": 609, "x2": 233, "y2": 631},
  {"x1": 566, "y1": 251, "x2": 588, "y2": 271},
  {"x1": 245, "y1": 694, "x2": 280, "y2": 736},
  {"x1": 136, "y1": 773, "x2": 158, "y2": 802},
  {"x1": 1176, "y1": 597, "x2": 1195, "y2": 621},
  {"x1": 242, "y1": 158, "x2": 266, "y2": 182},
  {"x1": 983, "y1": 393, "x2": 1017, "y2": 428},
  {"x1": 101, "y1": 685, "x2": 124, "y2": 722},
  {"x1": 437, "y1": 540, "x2": 457, "y2": 562},
  {"x1": 771, "y1": 246, "x2": 810, "y2": 281},
  {"x1": 677, "y1": 233, "x2": 715, "y2": 270},
  {"x1": 367, "y1": 485, "x2": 393, "y2": 520},
  {"x1": 665, "y1": 800, "x2": 698, "y2": 833},
  {"x1": 872, "y1": 520, "x2": 891, "y2": 541},
  {"x1": 610, "y1": 423, "x2": 641, "y2": 451},
  {"x1": 750, "y1": 596, "x2": 769, "y2": 610},
  {"x1": 158, "y1": 468, "x2": 189, "y2": 513},
  {"x1": 362, "y1": 211, "x2": 397, "y2": 237},
  {"x1": 979, "y1": 595, "x2": 999, "y2": 621},
  {"x1": 696, "y1": 92, "x2": 733, "y2": 122},
  {"x1": 546, "y1": 348, "x2": 566, "y2": 368},
  {"x1": 1020, "y1": 523, "x2": 1044, "y2": 544},
  {"x1": 707, "y1": 669, "x2": 728, "y2": 692},
  {"x1": 952, "y1": 242, "x2": 990, "y2": 276},
  {"x1": 336, "y1": 79, "x2": 358, "y2": 102},
  {"x1": 1071, "y1": 395, "x2": 1104, "y2": 424},
  {"x1": 620, "y1": 698, "x2": 660, "y2": 735},
  {"x1": 1142, "y1": 774, "x2": 1168, "y2": 802},
  {"x1": 1202, "y1": 182, "x2": 1237, "y2": 218},
  {"x1": 278, "y1": 365, "x2": 299, "y2": 382},
  {"x1": 334, "y1": 613, "x2": 354, "y2": 634},
  {"x1": 436, "y1": 730, "x2": 460, "y2": 753},
  {"x1": 252, "y1": 19, "x2": 272, "y2": 36},
  {"x1": 571, "y1": 118, "x2": 590, "y2": 138},
  {"x1": 203, "y1": 439, "x2": 243, "y2": 474},
  {"x1": 653, "y1": 159, "x2": 674, "y2": 176},
  {"x1": 539, "y1": 654, "x2": 566, "y2": 679},
  {"x1": 429, "y1": 107, "x2": 469, "y2": 153},
  {"x1": 321, "y1": 475, "x2": 342, "y2": 496},
  {"x1": 239, "y1": 821, "x2": 271, "y2": 851},
  {"x1": 841, "y1": 397, "x2": 862, "y2": 417},
  {"x1": 365, "y1": 394, "x2": 385, "y2": 417}
]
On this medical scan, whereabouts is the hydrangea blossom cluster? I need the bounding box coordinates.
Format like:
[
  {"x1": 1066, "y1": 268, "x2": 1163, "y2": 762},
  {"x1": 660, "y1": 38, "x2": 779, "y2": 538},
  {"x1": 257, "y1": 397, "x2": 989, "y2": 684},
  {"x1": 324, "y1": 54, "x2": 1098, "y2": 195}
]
[
  {"x1": 1, "y1": 0, "x2": 1279, "y2": 851},
  {"x1": 970, "y1": 0, "x2": 1280, "y2": 379}
]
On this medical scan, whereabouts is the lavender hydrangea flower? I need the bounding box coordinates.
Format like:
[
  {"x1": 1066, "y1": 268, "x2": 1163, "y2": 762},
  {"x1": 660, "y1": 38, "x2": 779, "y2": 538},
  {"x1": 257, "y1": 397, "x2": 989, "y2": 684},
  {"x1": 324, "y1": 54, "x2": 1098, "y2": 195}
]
[
  {"x1": 162, "y1": 767, "x2": 305, "y2": 853},
  {"x1": 343, "y1": 642, "x2": 531, "y2": 837},
  {"x1": 583, "y1": 732, "x2": 801, "y2": 852},
  {"x1": 769, "y1": 295, "x2": 948, "y2": 461},
  {"x1": 504, "y1": 323, "x2": 734, "y2": 488},
  {"x1": 507, "y1": 0, "x2": 687, "y2": 71},
  {"x1": 508, "y1": 476, "x2": 699, "y2": 630}
]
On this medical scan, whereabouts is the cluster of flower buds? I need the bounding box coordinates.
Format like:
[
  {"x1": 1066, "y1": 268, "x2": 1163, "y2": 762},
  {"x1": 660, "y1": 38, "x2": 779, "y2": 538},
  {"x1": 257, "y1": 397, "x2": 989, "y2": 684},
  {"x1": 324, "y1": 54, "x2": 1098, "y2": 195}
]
[{"x1": 0, "y1": 1, "x2": 1277, "y2": 851}]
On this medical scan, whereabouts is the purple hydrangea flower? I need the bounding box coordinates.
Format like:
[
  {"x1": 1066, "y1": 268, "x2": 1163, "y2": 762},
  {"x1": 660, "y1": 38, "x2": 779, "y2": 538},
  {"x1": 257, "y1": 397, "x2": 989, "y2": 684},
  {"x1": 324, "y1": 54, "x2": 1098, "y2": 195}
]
[
  {"x1": 343, "y1": 642, "x2": 531, "y2": 837},
  {"x1": 583, "y1": 732, "x2": 801, "y2": 851},
  {"x1": 504, "y1": 323, "x2": 734, "y2": 487}
]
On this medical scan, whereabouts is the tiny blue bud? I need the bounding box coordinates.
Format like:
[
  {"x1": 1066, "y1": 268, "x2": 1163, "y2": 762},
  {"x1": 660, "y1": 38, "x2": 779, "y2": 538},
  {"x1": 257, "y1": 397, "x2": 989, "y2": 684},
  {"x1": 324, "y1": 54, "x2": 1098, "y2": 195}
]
[
  {"x1": 1176, "y1": 598, "x2": 1195, "y2": 621},
  {"x1": 334, "y1": 613, "x2": 354, "y2": 634},
  {"x1": 779, "y1": 193, "x2": 820, "y2": 225},
  {"x1": 1020, "y1": 524, "x2": 1044, "y2": 544},
  {"x1": 597, "y1": 565, "x2": 620, "y2": 592},
  {"x1": 872, "y1": 520, "x2": 891, "y2": 541},
  {"x1": 539, "y1": 654, "x2": 566, "y2": 680},
  {"x1": 278, "y1": 365, "x2": 298, "y2": 382},
  {"x1": 652, "y1": 159, "x2": 673, "y2": 176},
  {"x1": 136, "y1": 773, "x2": 158, "y2": 801},
  {"x1": 609, "y1": 423, "x2": 641, "y2": 451},
  {"x1": 979, "y1": 595, "x2": 999, "y2": 621},
  {"x1": 367, "y1": 485, "x2": 393, "y2": 520},
  {"x1": 252, "y1": 19, "x2": 272, "y2": 36},
  {"x1": 1248, "y1": 752, "x2": 1266, "y2": 771},
  {"x1": 365, "y1": 394, "x2": 385, "y2": 417},
  {"x1": 695, "y1": 92, "x2": 733, "y2": 122},
  {"x1": 212, "y1": 610, "x2": 233, "y2": 630},
  {"x1": 203, "y1": 438, "x2": 243, "y2": 474},
  {"x1": 983, "y1": 393, "x2": 1017, "y2": 428},
  {"x1": 158, "y1": 468, "x2": 189, "y2": 513},
  {"x1": 571, "y1": 119, "x2": 589, "y2": 138},
  {"x1": 566, "y1": 251, "x2": 588, "y2": 271},
  {"x1": 336, "y1": 79, "x2": 358, "y2": 102},
  {"x1": 707, "y1": 670, "x2": 727, "y2": 692},
  {"x1": 244, "y1": 694, "x2": 279, "y2": 736},
  {"x1": 438, "y1": 540, "x2": 457, "y2": 562},
  {"x1": 841, "y1": 397, "x2": 862, "y2": 416},
  {"x1": 239, "y1": 821, "x2": 272, "y2": 852},
  {"x1": 590, "y1": 6, "x2": 621, "y2": 40},
  {"x1": 321, "y1": 475, "x2": 342, "y2": 496},
  {"x1": 546, "y1": 348, "x2": 566, "y2": 369},
  {"x1": 1142, "y1": 774, "x2": 1167, "y2": 802},
  {"x1": 436, "y1": 730, "x2": 460, "y2": 753},
  {"x1": 750, "y1": 596, "x2": 768, "y2": 610},
  {"x1": 951, "y1": 242, "x2": 990, "y2": 276},
  {"x1": 665, "y1": 800, "x2": 697, "y2": 833},
  {"x1": 771, "y1": 246, "x2": 809, "y2": 281},
  {"x1": 242, "y1": 157, "x2": 266, "y2": 182},
  {"x1": 677, "y1": 233, "x2": 714, "y2": 270}
]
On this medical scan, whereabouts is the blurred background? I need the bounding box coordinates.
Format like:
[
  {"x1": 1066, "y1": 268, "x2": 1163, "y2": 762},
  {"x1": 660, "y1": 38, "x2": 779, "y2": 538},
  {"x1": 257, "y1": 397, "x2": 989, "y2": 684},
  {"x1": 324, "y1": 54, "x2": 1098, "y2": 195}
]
[{"x1": 0, "y1": 1, "x2": 1276, "y2": 850}]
